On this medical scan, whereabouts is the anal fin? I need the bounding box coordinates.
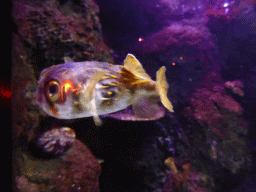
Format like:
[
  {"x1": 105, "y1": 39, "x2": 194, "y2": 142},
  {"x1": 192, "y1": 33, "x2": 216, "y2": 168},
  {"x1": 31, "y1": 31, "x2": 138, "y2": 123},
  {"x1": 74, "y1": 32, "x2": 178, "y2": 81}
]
[
  {"x1": 102, "y1": 106, "x2": 165, "y2": 121},
  {"x1": 132, "y1": 97, "x2": 160, "y2": 118}
]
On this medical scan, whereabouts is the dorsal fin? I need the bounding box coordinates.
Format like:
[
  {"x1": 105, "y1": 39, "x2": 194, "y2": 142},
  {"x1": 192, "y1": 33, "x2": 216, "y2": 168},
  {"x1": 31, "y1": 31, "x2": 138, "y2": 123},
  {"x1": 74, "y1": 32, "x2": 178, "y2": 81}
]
[
  {"x1": 123, "y1": 54, "x2": 152, "y2": 81},
  {"x1": 64, "y1": 56, "x2": 74, "y2": 63}
]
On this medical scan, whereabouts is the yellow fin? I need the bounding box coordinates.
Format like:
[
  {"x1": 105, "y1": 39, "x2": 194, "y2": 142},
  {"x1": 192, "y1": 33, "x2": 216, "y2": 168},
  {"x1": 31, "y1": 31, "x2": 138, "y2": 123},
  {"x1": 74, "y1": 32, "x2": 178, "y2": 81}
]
[
  {"x1": 156, "y1": 66, "x2": 174, "y2": 112},
  {"x1": 123, "y1": 54, "x2": 152, "y2": 81},
  {"x1": 83, "y1": 71, "x2": 106, "y2": 101},
  {"x1": 64, "y1": 56, "x2": 74, "y2": 63},
  {"x1": 81, "y1": 71, "x2": 106, "y2": 126},
  {"x1": 92, "y1": 112, "x2": 102, "y2": 126}
]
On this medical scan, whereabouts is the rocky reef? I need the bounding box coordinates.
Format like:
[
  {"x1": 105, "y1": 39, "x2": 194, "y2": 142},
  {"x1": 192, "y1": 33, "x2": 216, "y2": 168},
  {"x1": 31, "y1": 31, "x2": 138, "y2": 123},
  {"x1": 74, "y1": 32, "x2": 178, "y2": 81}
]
[
  {"x1": 182, "y1": 84, "x2": 249, "y2": 188},
  {"x1": 159, "y1": 81, "x2": 249, "y2": 192},
  {"x1": 15, "y1": 139, "x2": 101, "y2": 191},
  {"x1": 12, "y1": 0, "x2": 112, "y2": 191},
  {"x1": 12, "y1": 0, "x2": 113, "y2": 65},
  {"x1": 12, "y1": 0, "x2": 113, "y2": 139},
  {"x1": 12, "y1": 0, "x2": 255, "y2": 191}
]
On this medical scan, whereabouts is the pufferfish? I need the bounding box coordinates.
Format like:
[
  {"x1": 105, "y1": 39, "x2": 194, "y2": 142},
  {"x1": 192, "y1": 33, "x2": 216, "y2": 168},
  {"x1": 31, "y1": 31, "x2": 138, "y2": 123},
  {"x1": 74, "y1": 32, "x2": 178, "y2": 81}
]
[{"x1": 36, "y1": 54, "x2": 174, "y2": 126}]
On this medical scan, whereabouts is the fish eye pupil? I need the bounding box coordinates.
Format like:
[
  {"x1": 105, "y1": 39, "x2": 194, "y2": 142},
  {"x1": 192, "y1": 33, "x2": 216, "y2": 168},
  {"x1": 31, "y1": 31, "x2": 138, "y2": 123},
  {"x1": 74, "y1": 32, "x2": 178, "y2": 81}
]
[
  {"x1": 46, "y1": 81, "x2": 61, "y2": 102},
  {"x1": 48, "y1": 83, "x2": 59, "y2": 95}
]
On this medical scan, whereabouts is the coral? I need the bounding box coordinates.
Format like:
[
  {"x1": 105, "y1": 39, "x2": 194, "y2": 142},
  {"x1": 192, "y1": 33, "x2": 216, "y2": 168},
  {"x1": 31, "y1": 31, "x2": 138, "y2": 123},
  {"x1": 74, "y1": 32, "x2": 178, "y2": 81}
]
[
  {"x1": 163, "y1": 157, "x2": 209, "y2": 192},
  {"x1": 35, "y1": 127, "x2": 76, "y2": 155},
  {"x1": 185, "y1": 86, "x2": 244, "y2": 138},
  {"x1": 164, "y1": 157, "x2": 191, "y2": 190},
  {"x1": 183, "y1": 83, "x2": 249, "y2": 175},
  {"x1": 135, "y1": 18, "x2": 213, "y2": 58},
  {"x1": 143, "y1": 23, "x2": 209, "y2": 52},
  {"x1": 135, "y1": 116, "x2": 183, "y2": 191},
  {"x1": 12, "y1": 0, "x2": 113, "y2": 72},
  {"x1": 225, "y1": 80, "x2": 244, "y2": 97}
]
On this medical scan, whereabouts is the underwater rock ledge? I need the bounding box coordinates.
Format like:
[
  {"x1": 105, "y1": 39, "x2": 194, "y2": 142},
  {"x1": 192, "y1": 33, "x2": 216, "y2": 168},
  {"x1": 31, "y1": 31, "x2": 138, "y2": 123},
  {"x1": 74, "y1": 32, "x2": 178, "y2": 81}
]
[
  {"x1": 12, "y1": 0, "x2": 113, "y2": 191},
  {"x1": 15, "y1": 139, "x2": 101, "y2": 191}
]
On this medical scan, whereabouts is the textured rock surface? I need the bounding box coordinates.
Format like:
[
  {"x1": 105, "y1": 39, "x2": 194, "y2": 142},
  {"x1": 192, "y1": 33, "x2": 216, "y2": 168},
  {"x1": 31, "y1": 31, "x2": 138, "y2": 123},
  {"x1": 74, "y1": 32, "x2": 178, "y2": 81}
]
[
  {"x1": 12, "y1": 0, "x2": 112, "y2": 191},
  {"x1": 15, "y1": 139, "x2": 101, "y2": 191},
  {"x1": 12, "y1": 0, "x2": 113, "y2": 141},
  {"x1": 12, "y1": 0, "x2": 255, "y2": 191},
  {"x1": 184, "y1": 85, "x2": 249, "y2": 172},
  {"x1": 160, "y1": 82, "x2": 249, "y2": 192},
  {"x1": 169, "y1": 83, "x2": 249, "y2": 191},
  {"x1": 12, "y1": 0, "x2": 113, "y2": 68}
]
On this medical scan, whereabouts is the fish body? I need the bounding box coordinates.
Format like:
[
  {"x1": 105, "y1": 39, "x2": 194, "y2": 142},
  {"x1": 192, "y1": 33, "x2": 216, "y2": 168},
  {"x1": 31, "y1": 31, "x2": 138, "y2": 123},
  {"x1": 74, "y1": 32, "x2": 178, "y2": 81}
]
[{"x1": 36, "y1": 54, "x2": 174, "y2": 125}]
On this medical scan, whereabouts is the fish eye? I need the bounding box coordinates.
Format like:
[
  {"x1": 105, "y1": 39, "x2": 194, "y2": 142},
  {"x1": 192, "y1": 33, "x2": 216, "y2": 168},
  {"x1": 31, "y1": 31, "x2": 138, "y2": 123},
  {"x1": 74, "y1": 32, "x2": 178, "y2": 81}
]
[
  {"x1": 49, "y1": 83, "x2": 59, "y2": 95},
  {"x1": 46, "y1": 80, "x2": 61, "y2": 102}
]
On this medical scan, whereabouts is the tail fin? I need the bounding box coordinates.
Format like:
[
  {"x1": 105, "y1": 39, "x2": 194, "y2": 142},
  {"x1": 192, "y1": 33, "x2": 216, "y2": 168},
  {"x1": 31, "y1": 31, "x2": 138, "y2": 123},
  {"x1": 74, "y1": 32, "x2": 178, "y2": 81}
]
[{"x1": 156, "y1": 66, "x2": 174, "y2": 112}]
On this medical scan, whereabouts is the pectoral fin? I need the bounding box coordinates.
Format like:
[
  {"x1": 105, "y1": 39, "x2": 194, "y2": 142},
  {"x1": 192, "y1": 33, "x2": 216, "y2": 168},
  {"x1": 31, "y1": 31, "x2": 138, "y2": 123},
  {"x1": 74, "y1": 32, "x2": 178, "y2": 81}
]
[
  {"x1": 92, "y1": 101, "x2": 102, "y2": 126},
  {"x1": 123, "y1": 54, "x2": 152, "y2": 81},
  {"x1": 81, "y1": 71, "x2": 106, "y2": 126},
  {"x1": 83, "y1": 71, "x2": 106, "y2": 100}
]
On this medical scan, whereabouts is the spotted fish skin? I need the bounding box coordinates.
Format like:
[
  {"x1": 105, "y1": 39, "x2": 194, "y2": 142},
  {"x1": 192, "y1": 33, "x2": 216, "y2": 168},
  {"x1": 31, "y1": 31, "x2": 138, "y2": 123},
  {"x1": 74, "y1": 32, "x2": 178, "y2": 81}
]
[
  {"x1": 37, "y1": 62, "x2": 127, "y2": 117},
  {"x1": 36, "y1": 54, "x2": 174, "y2": 126}
]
